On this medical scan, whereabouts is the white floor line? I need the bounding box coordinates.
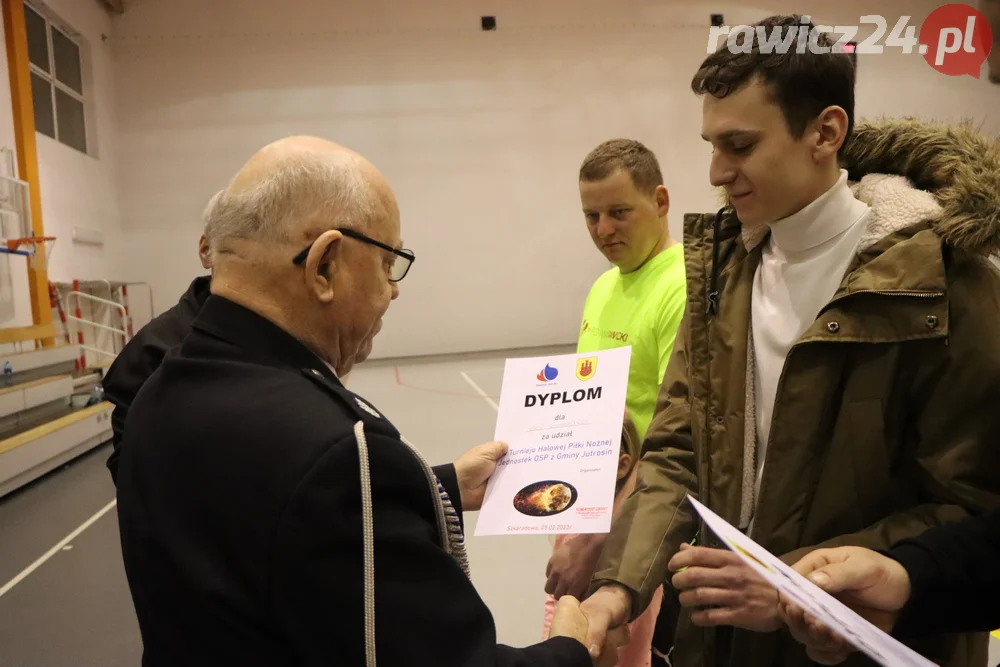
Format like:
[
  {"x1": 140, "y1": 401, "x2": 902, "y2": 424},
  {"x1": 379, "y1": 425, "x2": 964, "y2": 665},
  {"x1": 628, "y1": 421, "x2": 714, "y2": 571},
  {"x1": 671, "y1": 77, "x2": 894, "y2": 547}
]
[
  {"x1": 460, "y1": 371, "x2": 499, "y2": 413},
  {"x1": 0, "y1": 498, "x2": 117, "y2": 599}
]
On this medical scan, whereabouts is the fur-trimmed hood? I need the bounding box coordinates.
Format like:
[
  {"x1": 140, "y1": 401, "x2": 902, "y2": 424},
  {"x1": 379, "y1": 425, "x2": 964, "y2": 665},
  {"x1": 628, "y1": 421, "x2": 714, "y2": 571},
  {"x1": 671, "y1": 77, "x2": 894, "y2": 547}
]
[
  {"x1": 843, "y1": 117, "x2": 1000, "y2": 257},
  {"x1": 736, "y1": 117, "x2": 1000, "y2": 263}
]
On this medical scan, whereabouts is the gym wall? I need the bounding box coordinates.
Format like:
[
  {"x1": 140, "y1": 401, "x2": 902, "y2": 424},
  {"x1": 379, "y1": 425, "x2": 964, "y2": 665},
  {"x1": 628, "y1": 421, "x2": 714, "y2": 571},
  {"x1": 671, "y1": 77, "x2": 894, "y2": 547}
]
[{"x1": 5, "y1": 0, "x2": 999, "y2": 358}]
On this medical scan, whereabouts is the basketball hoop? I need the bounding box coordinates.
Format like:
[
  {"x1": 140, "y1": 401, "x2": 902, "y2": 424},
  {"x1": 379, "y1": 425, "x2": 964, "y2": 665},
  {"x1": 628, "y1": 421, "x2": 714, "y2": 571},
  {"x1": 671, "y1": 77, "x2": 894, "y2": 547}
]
[{"x1": 0, "y1": 236, "x2": 57, "y2": 271}]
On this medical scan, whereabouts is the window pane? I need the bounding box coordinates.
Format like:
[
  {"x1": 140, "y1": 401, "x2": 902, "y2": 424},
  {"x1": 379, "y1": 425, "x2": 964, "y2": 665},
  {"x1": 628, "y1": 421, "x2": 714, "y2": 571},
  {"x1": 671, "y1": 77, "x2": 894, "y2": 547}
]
[
  {"x1": 55, "y1": 88, "x2": 86, "y2": 153},
  {"x1": 30, "y1": 72, "x2": 54, "y2": 139},
  {"x1": 52, "y1": 29, "x2": 82, "y2": 94},
  {"x1": 25, "y1": 5, "x2": 49, "y2": 72}
]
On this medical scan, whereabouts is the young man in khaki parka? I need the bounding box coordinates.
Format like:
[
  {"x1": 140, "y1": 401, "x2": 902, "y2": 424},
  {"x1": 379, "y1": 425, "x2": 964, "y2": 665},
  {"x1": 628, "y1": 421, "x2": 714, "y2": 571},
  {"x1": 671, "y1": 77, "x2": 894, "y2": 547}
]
[{"x1": 579, "y1": 14, "x2": 1000, "y2": 667}]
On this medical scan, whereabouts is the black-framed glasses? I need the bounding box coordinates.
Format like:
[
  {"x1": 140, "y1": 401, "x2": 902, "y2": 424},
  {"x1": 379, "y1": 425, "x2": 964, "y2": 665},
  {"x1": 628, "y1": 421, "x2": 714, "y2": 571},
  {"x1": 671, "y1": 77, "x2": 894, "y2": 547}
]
[{"x1": 292, "y1": 227, "x2": 415, "y2": 282}]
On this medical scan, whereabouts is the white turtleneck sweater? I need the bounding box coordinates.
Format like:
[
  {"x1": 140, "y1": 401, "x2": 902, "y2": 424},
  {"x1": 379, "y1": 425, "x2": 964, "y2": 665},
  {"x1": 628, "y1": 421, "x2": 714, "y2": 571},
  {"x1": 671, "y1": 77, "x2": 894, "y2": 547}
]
[{"x1": 751, "y1": 169, "x2": 872, "y2": 504}]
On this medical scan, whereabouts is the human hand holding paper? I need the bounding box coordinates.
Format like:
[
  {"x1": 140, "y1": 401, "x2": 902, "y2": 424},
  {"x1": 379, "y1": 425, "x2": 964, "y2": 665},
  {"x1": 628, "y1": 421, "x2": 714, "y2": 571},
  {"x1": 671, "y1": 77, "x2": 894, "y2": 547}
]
[
  {"x1": 779, "y1": 547, "x2": 912, "y2": 664},
  {"x1": 454, "y1": 441, "x2": 509, "y2": 511},
  {"x1": 668, "y1": 543, "x2": 782, "y2": 632},
  {"x1": 683, "y1": 496, "x2": 938, "y2": 667}
]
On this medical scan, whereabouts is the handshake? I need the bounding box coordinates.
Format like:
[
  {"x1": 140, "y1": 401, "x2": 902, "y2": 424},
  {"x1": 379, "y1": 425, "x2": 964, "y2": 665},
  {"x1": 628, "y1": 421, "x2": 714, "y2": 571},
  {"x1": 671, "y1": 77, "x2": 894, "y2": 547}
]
[
  {"x1": 544, "y1": 538, "x2": 915, "y2": 667},
  {"x1": 548, "y1": 585, "x2": 634, "y2": 667}
]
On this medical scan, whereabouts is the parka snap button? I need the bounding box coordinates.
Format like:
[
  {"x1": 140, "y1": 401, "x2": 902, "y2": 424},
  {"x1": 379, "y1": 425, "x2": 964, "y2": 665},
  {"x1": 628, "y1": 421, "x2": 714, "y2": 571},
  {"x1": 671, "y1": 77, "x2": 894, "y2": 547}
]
[
  {"x1": 715, "y1": 416, "x2": 724, "y2": 425},
  {"x1": 926, "y1": 315, "x2": 938, "y2": 328},
  {"x1": 826, "y1": 321, "x2": 840, "y2": 333}
]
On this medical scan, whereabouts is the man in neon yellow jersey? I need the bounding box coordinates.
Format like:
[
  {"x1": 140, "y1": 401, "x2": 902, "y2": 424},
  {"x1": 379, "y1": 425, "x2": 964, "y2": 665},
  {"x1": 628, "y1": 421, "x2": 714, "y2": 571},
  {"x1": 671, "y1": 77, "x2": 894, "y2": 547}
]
[
  {"x1": 576, "y1": 138, "x2": 686, "y2": 440},
  {"x1": 544, "y1": 139, "x2": 686, "y2": 615}
]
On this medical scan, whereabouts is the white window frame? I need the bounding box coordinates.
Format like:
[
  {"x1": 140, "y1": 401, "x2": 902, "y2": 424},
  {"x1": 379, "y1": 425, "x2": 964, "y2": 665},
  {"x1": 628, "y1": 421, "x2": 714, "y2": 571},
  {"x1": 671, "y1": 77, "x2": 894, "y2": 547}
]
[{"x1": 25, "y1": 2, "x2": 88, "y2": 155}]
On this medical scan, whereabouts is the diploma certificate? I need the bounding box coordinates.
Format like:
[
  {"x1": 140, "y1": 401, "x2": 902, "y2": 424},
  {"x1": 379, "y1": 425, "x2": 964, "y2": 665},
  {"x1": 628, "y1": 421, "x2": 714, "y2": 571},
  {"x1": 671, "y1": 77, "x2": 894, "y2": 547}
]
[{"x1": 474, "y1": 346, "x2": 631, "y2": 536}]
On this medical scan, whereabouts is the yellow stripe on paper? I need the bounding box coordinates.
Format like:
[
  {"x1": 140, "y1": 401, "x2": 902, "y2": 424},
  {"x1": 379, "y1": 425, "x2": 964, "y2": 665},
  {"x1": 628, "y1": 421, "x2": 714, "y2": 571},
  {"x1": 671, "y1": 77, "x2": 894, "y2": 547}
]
[{"x1": 992, "y1": 629, "x2": 1000, "y2": 640}]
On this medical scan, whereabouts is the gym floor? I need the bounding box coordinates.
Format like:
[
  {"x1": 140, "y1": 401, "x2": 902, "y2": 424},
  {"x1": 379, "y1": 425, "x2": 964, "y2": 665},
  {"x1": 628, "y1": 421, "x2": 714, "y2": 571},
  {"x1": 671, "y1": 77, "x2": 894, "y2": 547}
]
[{"x1": 0, "y1": 348, "x2": 997, "y2": 665}]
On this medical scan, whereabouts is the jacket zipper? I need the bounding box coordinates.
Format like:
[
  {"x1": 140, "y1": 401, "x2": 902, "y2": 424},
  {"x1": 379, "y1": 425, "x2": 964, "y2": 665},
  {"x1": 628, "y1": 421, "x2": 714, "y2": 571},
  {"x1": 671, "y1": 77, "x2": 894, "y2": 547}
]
[
  {"x1": 847, "y1": 289, "x2": 943, "y2": 297},
  {"x1": 705, "y1": 208, "x2": 727, "y2": 316},
  {"x1": 825, "y1": 288, "x2": 944, "y2": 308},
  {"x1": 701, "y1": 208, "x2": 731, "y2": 548}
]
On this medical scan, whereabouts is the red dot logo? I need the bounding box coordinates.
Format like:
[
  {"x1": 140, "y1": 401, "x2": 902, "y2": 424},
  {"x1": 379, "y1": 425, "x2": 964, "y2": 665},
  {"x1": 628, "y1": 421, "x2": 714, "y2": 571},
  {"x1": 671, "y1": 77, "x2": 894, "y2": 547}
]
[{"x1": 920, "y1": 3, "x2": 993, "y2": 77}]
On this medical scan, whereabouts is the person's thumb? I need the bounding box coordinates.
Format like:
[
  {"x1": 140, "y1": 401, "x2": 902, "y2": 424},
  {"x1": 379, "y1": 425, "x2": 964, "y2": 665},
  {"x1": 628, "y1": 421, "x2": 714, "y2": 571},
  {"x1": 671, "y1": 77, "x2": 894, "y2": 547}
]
[
  {"x1": 483, "y1": 441, "x2": 509, "y2": 460},
  {"x1": 585, "y1": 609, "x2": 609, "y2": 658},
  {"x1": 807, "y1": 569, "x2": 832, "y2": 589},
  {"x1": 807, "y1": 560, "x2": 869, "y2": 595}
]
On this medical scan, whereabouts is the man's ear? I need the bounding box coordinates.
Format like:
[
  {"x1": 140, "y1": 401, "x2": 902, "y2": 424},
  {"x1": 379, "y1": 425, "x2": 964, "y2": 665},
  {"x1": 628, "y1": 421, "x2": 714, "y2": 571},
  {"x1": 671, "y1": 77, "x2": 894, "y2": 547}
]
[
  {"x1": 812, "y1": 105, "x2": 849, "y2": 161},
  {"x1": 198, "y1": 234, "x2": 212, "y2": 269},
  {"x1": 617, "y1": 453, "x2": 633, "y2": 480},
  {"x1": 304, "y1": 229, "x2": 343, "y2": 303},
  {"x1": 655, "y1": 185, "x2": 670, "y2": 218}
]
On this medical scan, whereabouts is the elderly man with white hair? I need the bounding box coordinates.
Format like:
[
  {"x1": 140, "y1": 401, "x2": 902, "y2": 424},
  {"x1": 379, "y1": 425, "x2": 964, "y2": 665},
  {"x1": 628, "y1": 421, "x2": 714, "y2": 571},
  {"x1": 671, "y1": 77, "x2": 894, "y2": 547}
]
[{"x1": 115, "y1": 136, "x2": 625, "y2": 667}]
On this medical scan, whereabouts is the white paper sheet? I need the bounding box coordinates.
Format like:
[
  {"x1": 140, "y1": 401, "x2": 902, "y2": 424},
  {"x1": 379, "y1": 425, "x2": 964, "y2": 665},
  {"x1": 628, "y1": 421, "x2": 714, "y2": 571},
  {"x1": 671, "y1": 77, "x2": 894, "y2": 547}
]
[
  {"x1": 686, "y1": 496, "x2": 938, "y2": 667},
  {"x1": 474, "y1": 347, "x2": 631, "y2": 536}
]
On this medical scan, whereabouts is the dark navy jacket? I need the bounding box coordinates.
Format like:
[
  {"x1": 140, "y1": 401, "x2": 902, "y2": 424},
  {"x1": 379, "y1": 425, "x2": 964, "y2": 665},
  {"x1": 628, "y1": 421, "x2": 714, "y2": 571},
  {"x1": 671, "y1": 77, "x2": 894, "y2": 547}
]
[{"x1": 116, "y1": 294, "x2": 589, "y2": 667}]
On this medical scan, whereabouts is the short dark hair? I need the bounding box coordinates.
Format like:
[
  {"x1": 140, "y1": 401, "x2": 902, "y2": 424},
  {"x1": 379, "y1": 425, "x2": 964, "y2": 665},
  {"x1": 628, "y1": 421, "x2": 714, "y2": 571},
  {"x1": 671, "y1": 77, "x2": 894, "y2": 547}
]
[
  {"x1": 579, "y1": 139, "x2": 664, "y2": 194},
  {"x1": 691, "y1": 15, "x2": 856, "y2": 153}
]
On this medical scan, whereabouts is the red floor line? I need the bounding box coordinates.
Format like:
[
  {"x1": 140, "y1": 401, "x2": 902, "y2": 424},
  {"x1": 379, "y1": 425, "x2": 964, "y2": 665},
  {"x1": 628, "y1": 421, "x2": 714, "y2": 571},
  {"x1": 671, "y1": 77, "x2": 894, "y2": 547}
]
[{"x1": 393, "y1": 365, "x2": 501, "y2": 400}]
